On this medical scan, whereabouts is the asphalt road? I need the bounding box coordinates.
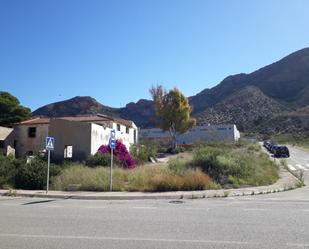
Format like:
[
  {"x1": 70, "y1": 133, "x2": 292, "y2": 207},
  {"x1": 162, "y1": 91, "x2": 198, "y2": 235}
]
[
  {"x1": 286, "y1": 147, "x2": 309, "y2": 174},
  {"x1": 0, "y1": 146, "x2": 309, "y2": 249}
]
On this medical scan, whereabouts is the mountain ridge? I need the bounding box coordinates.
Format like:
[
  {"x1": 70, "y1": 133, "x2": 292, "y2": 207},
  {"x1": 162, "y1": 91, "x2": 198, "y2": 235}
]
[{"x1": 33, "y1": 47, "x2": 309, "y2": 134}]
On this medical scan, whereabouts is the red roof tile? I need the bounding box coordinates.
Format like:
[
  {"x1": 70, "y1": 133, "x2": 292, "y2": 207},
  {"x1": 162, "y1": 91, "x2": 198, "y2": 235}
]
[{"x1": 15, "y1": 114, "x2": 134, "y2": 128}]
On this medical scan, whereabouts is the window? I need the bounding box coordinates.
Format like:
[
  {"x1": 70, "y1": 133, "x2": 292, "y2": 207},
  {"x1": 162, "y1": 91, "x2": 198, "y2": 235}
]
[
  {"x1": 0, "y1": 140, "x2": 4, "y2": 149},
  {"x1": 134, "y1": 130, "x2": 137, "y2": 144},
  {"x1": 117, "y1": 124, "x2": 121, "y2": 131},
  {"x1": 28, "y1": 127, "x2": 36, "y2": 138},
  {"x1": 64, "y1": 145, "x2": 73, "y2": 159},
  {"x1": 126, "y1": 127, "x2": 129, "y2": 134}
]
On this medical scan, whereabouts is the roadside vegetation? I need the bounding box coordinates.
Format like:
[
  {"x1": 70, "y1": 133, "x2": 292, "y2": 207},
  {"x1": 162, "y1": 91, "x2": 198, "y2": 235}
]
[
  {"x1": 0, "y1": 155, "x2": 63, "y2": 190},
  {"x1": 272, "y1": 133, "x2": 309, "y2": 150},
  {"x1": 52, "y1": 162, "x2": 217, "y2": 192},
  {"x1": 0, "y1": 140, "x2": 279, "y2": 192},
  {"x1": 191, "y1": 142, "x2": 278, "y2": 188}
]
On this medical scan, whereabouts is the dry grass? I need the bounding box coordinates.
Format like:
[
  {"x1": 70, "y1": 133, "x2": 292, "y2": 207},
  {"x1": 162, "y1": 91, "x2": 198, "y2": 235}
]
[{"x1": 52, "y1": 161, "x2": 214, "y2": 192}]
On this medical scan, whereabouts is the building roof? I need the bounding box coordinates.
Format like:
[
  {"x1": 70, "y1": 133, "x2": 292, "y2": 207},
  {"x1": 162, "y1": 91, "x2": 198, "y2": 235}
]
[
  {"x1": 0, "y1": 126, "x2": 13, "y2": 140},
  {"x1": 15, "y1": 114, "x2": 135, "y2": 128}
]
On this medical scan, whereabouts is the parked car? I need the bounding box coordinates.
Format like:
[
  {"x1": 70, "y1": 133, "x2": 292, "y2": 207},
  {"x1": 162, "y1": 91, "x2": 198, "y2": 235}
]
[
  {"x1": 263, "y1": 140, "x2": 270, "y2": 148},
  {"x1": 263, "y1": 140, "x2": 276, "y2": 152},
  {"x1": 273, "y1": 145, "x2": 290, "y2": 158}
]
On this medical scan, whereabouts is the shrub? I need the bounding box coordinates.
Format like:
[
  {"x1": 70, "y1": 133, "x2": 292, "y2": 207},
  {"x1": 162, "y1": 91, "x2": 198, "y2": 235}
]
[
  {"x1": 192, "y1": 143, "x2": 278, "y2": 186},
  {"x1": 0, "y1": 155, "x2": 16, "y2": 188},
  {"x1": 86, "y1": 153, "x2": 111, "y2": 167},
  {"x1": 98, "y1": 140, "x2": 136, "y2": 168},
  {"x1": 15, "y1": 157, "x2": 62, "y2": 190},
  {"x1": 166, "y1": 146, "x2": 185, "y2": 154},
  {"x1": 167, "y1": 158, "x2": 191, "y2": 176},
  {"x1": 130, "y1": 143, "x2": 157, "y2": 164}
]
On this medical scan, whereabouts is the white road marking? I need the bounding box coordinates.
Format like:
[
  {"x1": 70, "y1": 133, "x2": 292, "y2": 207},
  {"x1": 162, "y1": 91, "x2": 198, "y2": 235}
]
[
  {"x1": 243, "y1": 208, "x2": 270, "y2": 211},
  {"x1": 287, "y1": 164, "x2": 297, "y2": 171},
  {"x1": 132, "y1": 207, "x2": 157, "y2": 210},
  {"x1": 83, "y1": 206, "x2": 106, "y2": 209},
  {"x1": 184, "y1": 207, "x2": 210, "y2": 211},
  {"x1": 0, "y1": 203, "x2": 18, "y2": 207},
  {"x1": 287, "y1": 243, "x2": 309, "y2": 247},
  {"x1": 296, "y1": 164, "x2": 308, "y2": 171},
  {"x1": 0, "y1": 233, "x2": 255, "y2": 245}
]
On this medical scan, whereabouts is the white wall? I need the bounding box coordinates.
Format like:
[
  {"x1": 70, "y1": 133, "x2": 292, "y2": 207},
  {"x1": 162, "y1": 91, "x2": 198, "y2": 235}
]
[
  {"x1": 140, "y1": 124, "x2": 240, "y2": 144},
  {"x1": 91, "y1": 122, "x2": 138, "y2": 154},
  {"x1": 91, "y1": 123, "x2": 110, "y2": 155}
]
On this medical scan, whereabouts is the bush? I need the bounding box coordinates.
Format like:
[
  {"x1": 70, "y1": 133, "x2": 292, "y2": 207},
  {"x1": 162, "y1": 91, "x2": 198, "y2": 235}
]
[
  {"x1": 166, "y1": 146, "x2": 185, "y2": 154},
  {"x1": 192, "y1": 143, "x2": 279, "y2": 187},
  {"x1": 167, "y1": 158, "x2": 191, "y2": 176},
  {"x1": 0, "y1": 155, "x2": 16, "y2": 188},
  {"x1": 15, "y1": 157, "x2": 63, "y2": 190},
  {"x1": 86, "y1": 153, "x2": 111, "y2": 167},
  {"x1": 98, "y1": 140, "x2": 136, "y2": 168},
  {"x1": 130, "y1": 143, "x2": 157, "y2": 164}
]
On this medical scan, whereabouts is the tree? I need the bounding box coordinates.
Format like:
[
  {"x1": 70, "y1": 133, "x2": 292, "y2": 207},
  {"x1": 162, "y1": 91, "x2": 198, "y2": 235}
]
[
  {"x1": 150, "y1": 85, "x2": 196, "y2": 149},
  {"x1": 0, "y1": 91, "x2": 31, "y2": 126}
]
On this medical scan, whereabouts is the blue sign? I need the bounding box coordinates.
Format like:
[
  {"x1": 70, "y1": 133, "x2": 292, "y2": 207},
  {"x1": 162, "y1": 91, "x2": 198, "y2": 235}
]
[
  {"x1": 110, "y1": 138, "x2": 116, "y2": 150},
  {"x1": 46, "y1": 137, "x2": 55, "y2": 150}
]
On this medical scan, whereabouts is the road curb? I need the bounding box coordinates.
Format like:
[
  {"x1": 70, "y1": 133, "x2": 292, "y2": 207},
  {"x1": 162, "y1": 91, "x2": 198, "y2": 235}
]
[{"x1": 0, "y1": 169, "x2": 301, "y2": 200}]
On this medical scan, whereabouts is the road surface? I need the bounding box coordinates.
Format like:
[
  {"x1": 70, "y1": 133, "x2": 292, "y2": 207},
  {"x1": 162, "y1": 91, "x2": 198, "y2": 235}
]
[{"x1": 0, "y1": 146, "x2": 309, "y2": 249}]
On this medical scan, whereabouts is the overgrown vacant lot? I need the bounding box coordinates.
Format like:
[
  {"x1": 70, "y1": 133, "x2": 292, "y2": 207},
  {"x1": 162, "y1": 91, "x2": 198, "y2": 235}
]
[
  {"x1": 192, "y1": 142, "x2": 279, "y2": 187},
  {"x1": 273, "y1": 133, "x2": 309, "y2": 150},
  {"x1": 52, "y1": 141, "x2": 279, "y2": 192}
]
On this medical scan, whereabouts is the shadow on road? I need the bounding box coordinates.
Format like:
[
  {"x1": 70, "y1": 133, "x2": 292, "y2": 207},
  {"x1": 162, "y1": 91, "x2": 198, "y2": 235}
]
[{"x1": 22, "y1": 199, "x2": 56, "y2": 205}]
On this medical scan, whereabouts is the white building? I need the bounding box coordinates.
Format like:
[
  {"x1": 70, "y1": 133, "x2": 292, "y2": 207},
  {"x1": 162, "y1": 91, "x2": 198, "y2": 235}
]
[
  {"x1": 140, "y1": 124, "x2": 240, "y2": 144},
  {"x1": 11, "y1": 114, "x2": 138, "y2": 161}
]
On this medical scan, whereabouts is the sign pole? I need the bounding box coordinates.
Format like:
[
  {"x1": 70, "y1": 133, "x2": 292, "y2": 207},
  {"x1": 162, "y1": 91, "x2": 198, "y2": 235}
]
[
  {"x1": 110, "y1": 148, "x2": 113, "y2": 191},
  {"x1": 45, "y1": 136, "x2": 54, "y2": 194},
  {"x1": 46, "y1": 150, "x2": 50, "y2": 194}
]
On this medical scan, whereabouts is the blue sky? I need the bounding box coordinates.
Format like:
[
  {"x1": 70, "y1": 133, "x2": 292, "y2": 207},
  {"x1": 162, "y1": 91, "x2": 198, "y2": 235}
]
[{"x1": 0, "y1": 0, "x2": 308, "y2": 111}]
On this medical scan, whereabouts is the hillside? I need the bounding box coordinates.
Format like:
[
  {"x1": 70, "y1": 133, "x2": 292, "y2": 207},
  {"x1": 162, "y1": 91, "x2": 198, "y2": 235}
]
[
  {"x1": 196, "y1": 86, "x2": 290, "y2": 129},
  {"x1": 33, "y1": 48, "x2": 309, "y2": 134},
  {"x1": 119, "y1": 99, "x2": 155, "y2": 128},
  {"x1": 190, "y1": 47, "x2": 309, "y2": 113},
  {"x1": 33, "y1": 96, "x2": 120, "y2": 118}
]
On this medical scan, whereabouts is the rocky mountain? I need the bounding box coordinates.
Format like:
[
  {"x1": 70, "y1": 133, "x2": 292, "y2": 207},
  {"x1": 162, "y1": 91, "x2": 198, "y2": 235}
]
[
  {"x1": 33, "y1": 96, "x2": 121, "y2": 118},
  {"x1": 195, "y1": 86, "x2": 290, "y2": 129},
  {"x1": 33, "y1": 48, "x2": 309, "y2": 134},
  {"x1": 190, "y1": 47, "x2": 309, "y2": 113},
  {"x1": 119, "y1": 99, "x2": 155, "y2": 128}
]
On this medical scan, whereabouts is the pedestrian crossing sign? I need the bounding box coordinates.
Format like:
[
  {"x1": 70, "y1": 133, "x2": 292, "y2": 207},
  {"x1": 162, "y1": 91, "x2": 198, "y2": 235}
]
[{"x1": 46, "y1": 137, "x2": 55, "y2": 150}]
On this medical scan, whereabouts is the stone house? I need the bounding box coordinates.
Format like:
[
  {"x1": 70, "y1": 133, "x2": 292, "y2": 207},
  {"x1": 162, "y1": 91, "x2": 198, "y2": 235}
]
[
  {"x1": 0, "y1": 126, "x2": 15, "y2": 156},
  {"x1": 11, "y1": 114, "x2": 138, "y2": 161}
]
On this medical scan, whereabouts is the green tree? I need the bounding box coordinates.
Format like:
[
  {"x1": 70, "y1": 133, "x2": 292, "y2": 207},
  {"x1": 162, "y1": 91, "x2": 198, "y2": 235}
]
[
  {"x1": 150, "y1": 85, "x2": 196, "y2": 149},
  {"x1": 0, "y1": 91, "x2": 31, "y2": 126}
]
